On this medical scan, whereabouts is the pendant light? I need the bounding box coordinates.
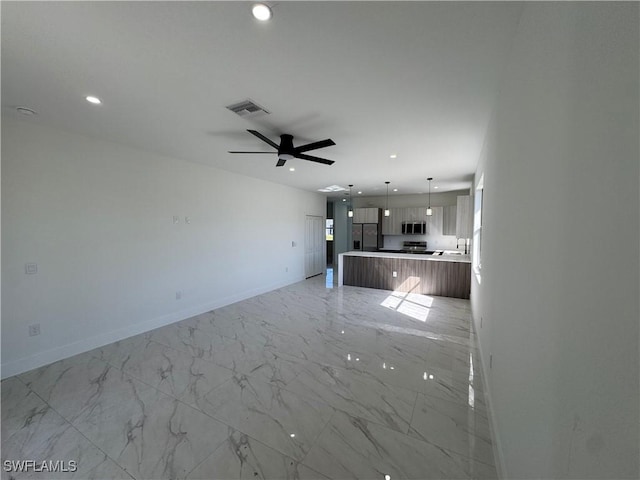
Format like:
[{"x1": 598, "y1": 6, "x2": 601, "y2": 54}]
[
  {"x1": 384, "y1": 181, "x2": 391, "y2": 217},
  {"x1": 426, "y1": 177, "x2": 433, "y2": 216},
  {"x1": 348, "y1": 184, "x2": 354, "y2": 218}
]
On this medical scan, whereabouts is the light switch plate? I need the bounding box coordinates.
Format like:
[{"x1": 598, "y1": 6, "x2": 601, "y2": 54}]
[{"x1": 25, "y1": 263, "x2": 38, "y2": 274}]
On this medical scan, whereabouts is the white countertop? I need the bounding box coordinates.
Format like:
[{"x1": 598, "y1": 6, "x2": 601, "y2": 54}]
[{"x1": 340, "y1": 250, "x2": 471, "y2": 263}]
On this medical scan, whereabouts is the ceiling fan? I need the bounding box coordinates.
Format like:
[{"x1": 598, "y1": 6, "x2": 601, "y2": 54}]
[{"x1": 228, "y1": 129, "x2": 336, "y2": 167}]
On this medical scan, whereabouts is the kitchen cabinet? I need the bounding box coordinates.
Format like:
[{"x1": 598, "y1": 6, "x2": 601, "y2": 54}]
[
  {"x1": 443, "y1": 205, "x2": 457, "y2": 236},
  {"x1": 353, "y1": 207, "x2": 380, "y2": 224},
  {"x1": 382, "y1": 208, "x2": 403, "y2": 235},
  {"x1": 456, "y1": 195, "x2": 473, "y2": 238},
  {"x1": 426, "y1": 206, "x2": 443, "y2": 236},
  {"x1": 403, "y1": 207, "x2": 424, "y2": 222},
  {"x1": 382, "y1": 207, "x2": 443, "y2": 235}
]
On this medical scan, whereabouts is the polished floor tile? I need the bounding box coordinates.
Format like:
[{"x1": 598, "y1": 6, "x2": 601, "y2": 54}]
[
  {"x1": 408, "y1": 392, "x2": 494, "y2": 466},
  {"x1": 2, "y1": 274, "x2": 496, "y2": 479},
  {"x1": 1, "y1": 378, "x2": 133, "y2": 480},
  {"x1": 96, "y1": 335, "x2": 235, "y2": 409},
  {"x1": 185, "y1": 428, "x2": 327, "y2": 480},
  {"x1": 209, "y1": 340, "x2": 304, "y2": 386},
  {"x1": 303, "y1": 410, "x2": 474, "y2": 479},
  {"x1": 284, "y1": 361, "x2": 417, "y2": 434},
  {"x1": 199, "y1": 374, "x2": 334, "y2": 461}
]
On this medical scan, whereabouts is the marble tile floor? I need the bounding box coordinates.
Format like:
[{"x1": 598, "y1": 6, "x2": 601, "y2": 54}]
[{"x1": 1, "y1": 274, "x2": 497, "y2": 479}]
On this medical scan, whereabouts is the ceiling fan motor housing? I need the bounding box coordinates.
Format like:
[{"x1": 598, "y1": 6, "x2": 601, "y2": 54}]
[{"x1": 278, "y1": 134, "x2": 295, "y2": 160}]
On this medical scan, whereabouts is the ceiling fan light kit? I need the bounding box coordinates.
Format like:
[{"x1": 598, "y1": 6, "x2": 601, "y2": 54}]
[{"x1": 229, "y1": 130, "x2": 335, "y2": 167}]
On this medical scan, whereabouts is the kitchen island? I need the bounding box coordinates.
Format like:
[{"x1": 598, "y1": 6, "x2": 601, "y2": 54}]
[{"x1": 338, "y1": 251, "x2": 471, "y2": 299}]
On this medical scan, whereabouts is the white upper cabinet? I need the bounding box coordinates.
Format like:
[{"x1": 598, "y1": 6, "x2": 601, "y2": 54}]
[
  {"x1": 404, "y1": 207, "x2": 423, "y2": 222},
  {"x1": 456, "y1": 195, "x2": 473, "y2": 238},
  {"x1": 426, "y1": 206, "x2": 443, "y2": 235},
  {"x1": 377, "y1": 204, "x2": 459, "y2": 236},
  {"x1": 353, "y1": 207, "x2": 380, "y2": 224},
  {"x1": 442, "y1": 205, "x2": 457, "y2": 236},
  {"x1": 381, "y1": 208, "x2": 403, "y2": 235}
]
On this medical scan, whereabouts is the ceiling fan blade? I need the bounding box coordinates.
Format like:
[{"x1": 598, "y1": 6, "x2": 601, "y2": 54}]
[
  {"x1": 228, "y1": 151, "x2": 275, "y2": 154},
  {"x1": 247, "y1": 130, "x2": 279, "y2": 149},
  {"x1": 276, "y1": 158, "x2": 287, "y2": 167},
  {"x1": 295, "y1": 153, "x2": 335, "y2": 165},
  {"x1": 293, "y1": 138, "x2": 335, "y2": 154}
]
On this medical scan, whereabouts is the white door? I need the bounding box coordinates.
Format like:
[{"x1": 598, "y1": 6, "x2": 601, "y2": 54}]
[{"x1": 305, "y1": 215, "x2": 324, "y2": 278}]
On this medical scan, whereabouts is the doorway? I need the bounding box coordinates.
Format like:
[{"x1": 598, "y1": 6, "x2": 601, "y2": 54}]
[{"x1": 305, "y1": 215, "x2": 324, "y2": 278}]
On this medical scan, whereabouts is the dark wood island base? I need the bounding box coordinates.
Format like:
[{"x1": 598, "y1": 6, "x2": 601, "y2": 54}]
[{"x1": 340, "y1": 252, "x2": 471, "y2": 299}]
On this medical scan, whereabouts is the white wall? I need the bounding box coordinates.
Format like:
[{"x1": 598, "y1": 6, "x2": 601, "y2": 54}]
[
  {"x1": 471, "y1": 3, "x2": 639, "y2": 479},
  {"x1": 1, "y1": 118, "x2": 325, "y2": 378}
]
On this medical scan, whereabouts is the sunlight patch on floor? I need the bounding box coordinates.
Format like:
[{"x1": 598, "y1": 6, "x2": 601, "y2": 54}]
[{"x1": 380, "y1": 278, "x2": 432, "y2": 322}]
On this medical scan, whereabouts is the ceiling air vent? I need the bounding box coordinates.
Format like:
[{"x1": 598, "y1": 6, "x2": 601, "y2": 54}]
[{"x1": 225, "y1": 99, "x2": 270, "y2": 117}]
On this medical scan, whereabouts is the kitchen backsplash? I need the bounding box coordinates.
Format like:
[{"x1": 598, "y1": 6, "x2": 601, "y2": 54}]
[{"x1": 382, "y1": 234, "x2": 463, "y2": 251}]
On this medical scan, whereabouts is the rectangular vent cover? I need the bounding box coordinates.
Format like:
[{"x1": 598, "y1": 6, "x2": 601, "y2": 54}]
[{"x1": 225, "y1": 99, "x2": 270, "y2": 117}]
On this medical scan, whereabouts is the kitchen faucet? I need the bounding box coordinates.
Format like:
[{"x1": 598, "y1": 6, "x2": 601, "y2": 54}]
[{"x1": 457, "y1": 238, "x2": 470, "y2": 255}]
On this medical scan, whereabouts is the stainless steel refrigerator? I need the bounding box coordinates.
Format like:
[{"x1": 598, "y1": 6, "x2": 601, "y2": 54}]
[{"x1": 352, "y1": 223, "x2": 381, "y2": 251}]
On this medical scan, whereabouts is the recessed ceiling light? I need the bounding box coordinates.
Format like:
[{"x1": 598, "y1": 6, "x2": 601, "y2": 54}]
[
  {"x1": 357, "y1": 191, "x2": 362, "y2": 194},
  {"x1": 342, "y1": 198, "x2": 346, "y2": 202},
  {"x1": 393, "y1": 188, "x2": 398, "y2": 192},
  {"x1": 85, "y1": 96, "x2": 102, "y2": 105},
  {"x1": 389, "y1": 154, "x2": 397, "y2": 159},
  {"x1": 16, "y1": 106, "x2": 37, "y2": 116},
  {"x1": 434, "y1": 186, "x2": 439, "y2": 189},
  {"x1": 252, "y1": 3, "x2": 272, "y2": 21},
  {"x1": 289, "y1": 167, "x2": 295, "y2": 172}
]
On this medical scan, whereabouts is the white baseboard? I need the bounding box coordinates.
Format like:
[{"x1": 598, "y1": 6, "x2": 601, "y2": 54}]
[
  {"x1": 1, "y1": 277, "x2": 303, "y2": 379},
  {"x1": 472, "y1": 312, "x2": 507, "y2": 479}
]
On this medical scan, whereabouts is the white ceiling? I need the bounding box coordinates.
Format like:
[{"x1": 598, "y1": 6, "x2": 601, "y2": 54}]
[{"x1": 1, "y1": 1, "x2": 523, "y2": 198}]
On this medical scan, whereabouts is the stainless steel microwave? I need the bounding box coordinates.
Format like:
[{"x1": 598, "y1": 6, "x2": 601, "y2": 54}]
[{"x1": 402, "y1": 221, "x2": 426, "y2": 235}]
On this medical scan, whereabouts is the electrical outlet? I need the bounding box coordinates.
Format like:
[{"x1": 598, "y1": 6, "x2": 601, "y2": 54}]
[
  {"x1": 392, "y1": 271, "x2": 397, "y2": 278},
  {"x1": 28, "y1": 324, "x2": 41, "y2": 336},
  {"x1": 25, "y1": 263, "x2": 38, "y2": 275},
  {"x1": 175, "y1": 291, "x2": 182, "y2": 300}
]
